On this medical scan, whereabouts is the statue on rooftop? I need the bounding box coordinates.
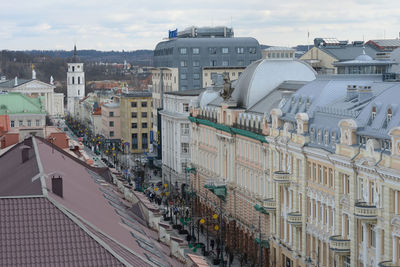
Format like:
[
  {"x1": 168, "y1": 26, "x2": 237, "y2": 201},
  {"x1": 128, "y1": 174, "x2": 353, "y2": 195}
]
[{"x1": 220, "y1": 72, "x2": 234, "y2": 101}]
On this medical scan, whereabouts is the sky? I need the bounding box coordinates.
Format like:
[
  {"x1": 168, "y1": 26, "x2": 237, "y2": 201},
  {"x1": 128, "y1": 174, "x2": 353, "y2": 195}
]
[{"x1": 1, "y1": 0, "x2": 400, "y2": 51}]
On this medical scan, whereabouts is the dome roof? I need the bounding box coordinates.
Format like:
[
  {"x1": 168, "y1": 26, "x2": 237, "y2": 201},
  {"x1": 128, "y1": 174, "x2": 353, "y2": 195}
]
[
  {"x1": 355, "y1": 54, "x2": 373, "y2": 61},
  {"x1": 199, "y1": 88, "x2": 220, "y2": 108},
  {"x1": 231, "y1": 59, "x2": 316, "y2": 108}
]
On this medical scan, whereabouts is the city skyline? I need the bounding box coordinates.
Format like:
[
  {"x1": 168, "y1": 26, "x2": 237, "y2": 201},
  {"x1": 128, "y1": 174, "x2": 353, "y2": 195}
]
[{"x1": 1, "y1": 0, "x2": 400, "y2": 51}]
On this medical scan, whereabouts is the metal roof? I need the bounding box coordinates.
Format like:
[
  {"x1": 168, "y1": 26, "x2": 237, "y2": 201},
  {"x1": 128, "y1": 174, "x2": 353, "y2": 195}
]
[{"x1": 0, "y1": 93, "x2": 45, "y2": 115}]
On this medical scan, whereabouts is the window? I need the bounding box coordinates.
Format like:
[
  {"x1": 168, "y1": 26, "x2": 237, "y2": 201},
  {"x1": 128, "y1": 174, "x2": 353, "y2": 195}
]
[
  {"x1": 109, "y1": 121, "x2": 114, "y2": 127},
  {"x1": 109, "y1": 111, "x2": 114, "y2": 117},
  {"x1": 181, "y1": 162, "x2": 188, "y2": 173},
  {"x1": 209, "y1": 47, "x2": 217, "y2": 54},
  {"x1": 210, "y1": 60, "x2": 217, "y2": 66},
  {"x1": 249, "y1": 47, "x2": 257, "y2": 54},
  {"x1": 110, "y1": 131, "x2": 114, "y2": 137},
  {"x1": 180, "y1": 60, "x2": 187, "y2": 67},
  {"x1": 131, "y1": 112, "x2": 137, "y2": 118},
  {"x1": 35, "y1": 120, "x2": 40, "y2": 126},
  {"x1": 19, "y1": 120, "x2": 23, "y2": 126},
  {"x1": 132, "y1": 133, "x2": 138, "y2": 149},
  {"x1": 192, "y1": 48, "x2": 200, "y2": 54},
  {"x1": 222, "y1": 47, "x2": 229, "y2": 54},
  {"x1": 179, "y1": 48, "x2": 187, "y2": 55},
  {"x1": 238, "y1": 60, "x2": 244, "y2": 66},
  {"x1": 193, "y1": 73, "x2": 200, "y2": 80},
  {"x1": 131, "y1": 123, "x2": 137, "y2": 128},
  {"x1": 236, "y1": 47, "x2": 244, "y2": 54},
  {"x1": 131, "y1": 102, "x2": 137, "y2": 108},
  {"x1": 10, "y1": 120, "x2": 14, "y2": 127},
  {"x1": 180, "y1": 73, "x2": 187, "y2": 80},
  {"x1": 181, "y1": 143, "x2": 189, "y2": 154},
  {"x1": 141, "y1": 102, "x2": 147, "y2": 107},
  {"x1": 370, "y1": 227, "x2": 376, "y2": 248},
  {"x1": 142, "y1": 112, "x2": 147, "y2": 117},
  {"x1": 78, "y1": 76, "x2": 80, "y2": 84},
  {"x1": 181, "y1": 123, "x2": 190, "y2": 135},
  {"x1": 387, "y1": 108, "x2": 392, "y2": 124},
  {"x1": 222, "y1": 60, "x2": 229, "y2": 66},
  {"x1": 27, "y1": 120, "x2": 31, "y2": 127},
  {"x1": 142, "y1": 133, "x2": 148, "y2": 149},
  {"x1": 72, "y1": 66, "x2": 75, "y2": 72},
  {"x1": 142, "y1": 122, "x2": 147, "y2": 128},
  {"x1": 193, "y1": 60, "x2": 200, "y2": 67},
  {"x1": 72, "y1": 76, "x2": 75, "y2": 84},
  {"x1": 183, "y1": 103, "x2": 189, "y2": 112},
  {"x1": 78, "y1": 90, "x2": 80, "y2": 96}
]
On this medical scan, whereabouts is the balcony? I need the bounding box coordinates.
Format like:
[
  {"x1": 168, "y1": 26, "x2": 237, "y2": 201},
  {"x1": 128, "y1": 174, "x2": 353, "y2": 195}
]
[
  {"x1": 287, "y1": 212, "x2": 302, "y2": 226},
  {"x1": 354, "y1": 202, "x2": 377, "y2": 222},
  {"x1": 378, "y1": 261, "x2": 400, "y2": 267},
  {"x1": 262, "y1": 198, "x2": 276, "y2": 212},
  {"x1": 329, "y1": 235, "x2": 350, "y2": 254},
  {"x1": 273, "y1": 171, "x2": 291, "y2": 186}
]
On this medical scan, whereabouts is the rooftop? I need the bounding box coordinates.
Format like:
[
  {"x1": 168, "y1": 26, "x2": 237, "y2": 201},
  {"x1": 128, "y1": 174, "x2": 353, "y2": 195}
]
[
  {"x1": 0, "y1": 92, "x2": 45, "y2": 115},
  {"x1": 0, "y1": 136, "x2": 183, "y2": 267},
  {"x1": 165, "y1": 89, "x2": 204, "y2": 96}
]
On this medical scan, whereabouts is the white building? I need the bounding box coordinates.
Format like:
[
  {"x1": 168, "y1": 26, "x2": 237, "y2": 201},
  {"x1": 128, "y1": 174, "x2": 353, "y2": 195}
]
[
  {"x1": 0, "y1": 71, "x2": 64, "y2": 117},
  {"x1": 160, "y1": 89, "x2": 203, "y2": 188},
  {"x1": 67, "y1": 46, "x2": 85, "y2": 115}
]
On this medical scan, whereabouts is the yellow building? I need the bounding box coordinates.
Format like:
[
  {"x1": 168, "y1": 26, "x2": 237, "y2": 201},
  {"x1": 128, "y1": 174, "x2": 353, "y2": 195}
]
[
  {"x1": 120, "y1": 91, "x2": 153, "y2": 154},
  {"x1": 202, "y1": 66, "x2": 245, "y2": 88}
]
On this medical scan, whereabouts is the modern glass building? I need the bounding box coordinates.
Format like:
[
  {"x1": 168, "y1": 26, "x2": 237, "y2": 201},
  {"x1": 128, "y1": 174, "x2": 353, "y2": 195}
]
[{"x1": 153, "y1": 26, "x2": 262, "y2": 91}]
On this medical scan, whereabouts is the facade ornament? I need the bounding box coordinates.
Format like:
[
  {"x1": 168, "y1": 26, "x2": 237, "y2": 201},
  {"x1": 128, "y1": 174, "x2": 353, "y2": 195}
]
[{"x1": 220, "y1": 73, "x2": 234, "y2": 101}]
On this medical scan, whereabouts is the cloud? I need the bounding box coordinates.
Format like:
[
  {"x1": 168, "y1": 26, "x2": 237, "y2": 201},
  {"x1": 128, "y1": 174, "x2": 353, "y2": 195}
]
[{"x1": 1, "y1": 0, "x2": 400, "y2": 50}]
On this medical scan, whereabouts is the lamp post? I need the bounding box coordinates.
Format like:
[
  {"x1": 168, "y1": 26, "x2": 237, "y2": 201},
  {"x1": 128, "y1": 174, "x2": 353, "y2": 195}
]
[{"x1": 253, "y1": 202, "x2": 269, "y2": 267}]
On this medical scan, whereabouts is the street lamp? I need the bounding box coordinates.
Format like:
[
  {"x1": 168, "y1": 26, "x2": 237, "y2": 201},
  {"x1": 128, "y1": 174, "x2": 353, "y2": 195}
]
[
  {"x1": 204, "y1": 179, "x2": 227, "y2": 267},
  {"x1": 253, "y1": 203, "x2": 269, "y2": 267}
]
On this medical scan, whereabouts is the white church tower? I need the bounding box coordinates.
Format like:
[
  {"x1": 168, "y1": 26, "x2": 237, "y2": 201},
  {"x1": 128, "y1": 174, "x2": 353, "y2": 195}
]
[{"x1": 67, "y1": 45, "x2": 85, "y2": 115}]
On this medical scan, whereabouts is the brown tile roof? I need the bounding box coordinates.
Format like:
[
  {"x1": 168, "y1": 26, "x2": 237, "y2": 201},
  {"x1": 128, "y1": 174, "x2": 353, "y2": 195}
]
[
  {"x1": 0, "y1": 197, "x2": 123, "y2": 267},
  {"x1": 0, "y1": 136, "x2": 183, "y2": 266}
]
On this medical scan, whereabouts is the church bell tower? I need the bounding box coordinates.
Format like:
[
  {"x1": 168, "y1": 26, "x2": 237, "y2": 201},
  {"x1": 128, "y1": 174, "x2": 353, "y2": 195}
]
[{"x1": 67, "y1": 45, "x2": 85, "y2": 115}]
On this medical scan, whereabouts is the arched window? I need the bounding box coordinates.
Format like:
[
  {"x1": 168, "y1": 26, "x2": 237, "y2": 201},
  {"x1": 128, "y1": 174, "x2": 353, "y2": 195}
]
[
  {"x1": 72, "y1": 66, "x2": 75, "y2": 72},
  {"x1": 72, "y1": 76, "x2": 75, "y2": 84}
]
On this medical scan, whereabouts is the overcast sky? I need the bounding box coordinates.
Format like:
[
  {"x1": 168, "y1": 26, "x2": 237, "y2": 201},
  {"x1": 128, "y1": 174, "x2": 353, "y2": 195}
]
[{"x1": 1, "y1": 0, "x2": 400, "y2": 51}]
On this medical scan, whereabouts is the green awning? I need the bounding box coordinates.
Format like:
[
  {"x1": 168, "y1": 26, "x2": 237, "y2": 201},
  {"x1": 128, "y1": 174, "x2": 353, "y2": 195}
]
[
  {"x1": 255, "y1": 238, "x2": 269, "y2": 248},
  {"x1": 254, "y1": 204, "x2": 269, "y2": 214},
  {"x1": 204, "y1": 184, "x2": 227, "y2": 201}
]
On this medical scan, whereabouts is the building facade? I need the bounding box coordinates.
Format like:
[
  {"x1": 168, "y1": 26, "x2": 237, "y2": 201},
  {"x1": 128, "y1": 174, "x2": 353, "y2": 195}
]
[
  {"x1": 160, "y1": 89, "x2": 202, "y2": 188},
  {"x1": 189, "y1": 56, "x2": 400, "y2": 266},
  {"x1": 101, "y1": 102, "x2": 121, "y2": 139},
  {"x1": 202, "y1": 66, "x2": 245, "y2": 88},
  {"x1": 153, "y1": 26, "x2": 261, "y2": 91},
  {"x1": 120, "y1": 91, "x2": 153, "y2": 154}
]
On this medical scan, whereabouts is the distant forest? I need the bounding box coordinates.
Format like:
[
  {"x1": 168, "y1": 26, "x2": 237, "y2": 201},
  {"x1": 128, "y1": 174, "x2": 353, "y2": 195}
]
[{"x1": 25, "y1": 49, "x2": 154, "y2": 65}]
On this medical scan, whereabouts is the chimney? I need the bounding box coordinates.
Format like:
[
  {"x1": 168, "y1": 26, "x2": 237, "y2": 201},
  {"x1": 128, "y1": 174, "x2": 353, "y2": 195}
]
[
  {"x1": 51, "y1": 176, "x2": 63, "y2": 198},
  {"x1": 21, "y1": 148, "x2": 30, "y2": 163},
  {"x1": 358, "y1": 85, "x2": 373, "y2": 102},
  {"x1": 346, "y1": 85, "x2": 358, "y2": 101}
]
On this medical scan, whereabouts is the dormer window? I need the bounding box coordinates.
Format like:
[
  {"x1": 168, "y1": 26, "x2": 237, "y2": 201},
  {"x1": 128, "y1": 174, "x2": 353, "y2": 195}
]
[
  {"x1": 331, "y1": 132, "x2": 336, "y2": 145},
  {"x1": 387, "y1": 108, "x2": 392, "y2": 124},
  {"x1": 372, "y1": 106, "x2": 377, "y2": 120},
  {"x1": 324, "y1": 130, "x2": 329, "y2": 146},
  {"x1": 310, "y1": 127, "x2": 315, "y2": 141},
  {"x1": 306, "y1": 98, "x2": 311, "y2": 110}
]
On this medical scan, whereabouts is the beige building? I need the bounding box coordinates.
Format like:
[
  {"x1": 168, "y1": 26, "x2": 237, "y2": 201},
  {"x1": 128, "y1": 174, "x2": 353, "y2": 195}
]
[
  {"x1": 101, "y1": 102, "x2": 120, "y2": 139},
  {"x1": 189, "y1": 58, "x2": 400, "y2": 267},
  {"x1": 151, "y1": 67, "x2": 179, "y2": 138},
  {"x1": 262, "y1": 46, "x2": 296, "y2": 60},
  {"x1": 202, "y1": 66, "x2": 245, "y2": 88},
  {"x1": 120, "y1": 91, "x2": 153, "y2": 154}
]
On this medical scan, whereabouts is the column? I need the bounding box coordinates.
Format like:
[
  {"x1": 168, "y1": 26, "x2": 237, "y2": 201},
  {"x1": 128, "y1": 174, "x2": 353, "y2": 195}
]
[
  {"x1": 362, "y1": 222, "x2": 367, "y2": 267},
  {"x1": 284, "y1": 188, "x2": 287, "y2": 241},
  {"x1": 375, "y1": 227, "x2": 381, "y2": 266},
  {"x1": 393, "y1": 236, "x2": 397, "y2": 263}
]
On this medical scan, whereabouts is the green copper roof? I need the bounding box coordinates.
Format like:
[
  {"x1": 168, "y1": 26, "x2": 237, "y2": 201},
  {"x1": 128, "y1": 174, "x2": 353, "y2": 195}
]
[
  {"x1": 188, "y1": 116, "x2": 268, "y2": 143},
  {"x1": 0, "y1": 93, "x2": 45, "y2": 115}
]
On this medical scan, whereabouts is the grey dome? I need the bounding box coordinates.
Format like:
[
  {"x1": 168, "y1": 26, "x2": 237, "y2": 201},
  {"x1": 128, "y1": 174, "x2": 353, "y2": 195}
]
[{"x1": 231, "y1": 59, "x2": 317, "y2": 108}]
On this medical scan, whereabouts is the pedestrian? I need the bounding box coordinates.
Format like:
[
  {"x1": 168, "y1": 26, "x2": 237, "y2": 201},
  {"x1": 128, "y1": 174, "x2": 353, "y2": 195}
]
[
  {"x1": 225, "y1": 246, "x2": 229, "y2": 257},
  {"x1": 229, "y1": 252, "x2": 234, "y2": 267},
  {"x1": 243, "y1": 253, "x2": 248, "y2": 264},
  {"x1": 210, "y1": 239, "x2": 215, "y2": 250},
  {"x1": 239, "y1": 254, "x2": 244, "y2": 267},
  {"x1": 185, "y1": 208, "x2": 189, "y2": 219}
]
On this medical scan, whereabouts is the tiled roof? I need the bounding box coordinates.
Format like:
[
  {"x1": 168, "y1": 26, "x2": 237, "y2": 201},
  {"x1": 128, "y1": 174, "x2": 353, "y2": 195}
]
[{"x1": 0, "y1": 197, "x2": 123, "y2": 267}]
